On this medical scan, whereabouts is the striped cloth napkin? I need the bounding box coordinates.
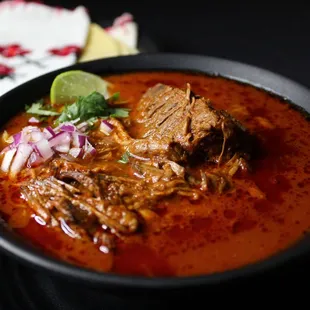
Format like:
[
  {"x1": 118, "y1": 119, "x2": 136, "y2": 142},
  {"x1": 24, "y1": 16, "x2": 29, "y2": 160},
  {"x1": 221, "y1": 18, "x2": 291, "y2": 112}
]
[{"x1": 0, "y1": 0, "x2": 139, "y2": 97}]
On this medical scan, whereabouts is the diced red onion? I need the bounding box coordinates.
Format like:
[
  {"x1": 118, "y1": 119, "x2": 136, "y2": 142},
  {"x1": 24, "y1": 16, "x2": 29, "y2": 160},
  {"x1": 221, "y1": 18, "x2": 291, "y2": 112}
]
[
  {"x1": 43, "y1": 126, "x2": 56, "y2": 139},
  {"x1": 90, "y1": 147, "x2": 96, "y2": 156},
  {"x1": 22, "y1": 126, "x2": 41, "y2": 144},
  {"x1": 72, "y1": 133, "x2": 79, "y2": 147},
  {"x1": 43, "y1": 131, "x2": 52, "y2": 140},
  {"x1": 13, "y1": 132, "x2": 22, "y2": 146},
  {"x1": 1, "y1": 146, "x2": 11, "y2": 155},
  {"x1": 22, "y1": 126, "x2": 40, "y2": 134},
  {"x1": 27, "y1": 151, "x2": 44, "y2": 168},
  {"x1": 30, "y1": 131, "x2": 44, "y2": 143},
  {"x1": 48, "y1": 131, "x2": 71, "y2": 148},
  {"x1": 83, "y1": 140, "x2": 96, "y2": 158},
  {"x1": 78, "y1": 135, "x2": 86, "y2": 147},
  {"x1": 100, "y1": 120, "x2": 113, "y2": 135},
  {"x1": 1, "y1": 148, "x2": 16, "y2": 173},
  {"x1": 59, "y1": 123, "x2": 76, "y2": 132},
  {"x1": 103, "y1": 120, "x2": 113, "y2": 129},
  {"x1": 28, "y1": 117, "x2": 40, "y2": 124},
  {"x1": 34, "y1": 139, "x2": 54, "y2": 160},
  {"x1": 27, "y1": 151, "x2": 37, "y2": 166},
  {"x1": 69, "y1": 147, "x2": 83, "y2": 158},
  {"x1": 10, "y1": 143, "x2": 33, "y2": 177},
  {"x1": 55, "y1": 141, "x2": 70, "y2": 153},
  {"x1": 0, "y1": 120, "x2": 97, "y2": 176},
  {"x1": 76, "y1": 121, "x2": 88, "y2": 132},
  {"x1": 72, "y1": 132, "x2": 86, "y2": 148}
]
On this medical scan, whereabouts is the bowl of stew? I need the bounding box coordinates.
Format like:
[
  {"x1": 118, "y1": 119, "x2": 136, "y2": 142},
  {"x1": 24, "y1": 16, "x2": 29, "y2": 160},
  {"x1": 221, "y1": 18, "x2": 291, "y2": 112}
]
[{"x1": 0, "y1": 53, "x2": 310, "y2": 300}]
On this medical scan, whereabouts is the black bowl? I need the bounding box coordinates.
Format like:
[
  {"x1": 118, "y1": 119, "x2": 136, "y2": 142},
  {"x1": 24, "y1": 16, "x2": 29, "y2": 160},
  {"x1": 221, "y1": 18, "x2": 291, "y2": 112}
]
[{"x1": 1, "y1": 53, "x2": 310, "y2": 307}]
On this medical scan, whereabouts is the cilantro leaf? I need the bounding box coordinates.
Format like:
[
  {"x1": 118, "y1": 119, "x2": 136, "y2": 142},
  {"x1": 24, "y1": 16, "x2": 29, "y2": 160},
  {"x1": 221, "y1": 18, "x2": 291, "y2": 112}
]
[
  {"x1": 108, "y1": 92, "x2": 129, "y2": 105},
  {"x1": 108, "y1": 92, "x2": 120, "y2": 102},
  {"x1": 87, "y1": 117, "x2": 99, "y2": 126},
  {"x1": 118, "y1": 151, "x2": 130, "y2": 164},
  {"x1": 56, "y1": 102, "x2": 79, "y2": 124},
  {"x1": 107, "y1": 108, "x2": 131, "y2": 118},
  {"x1": 86, "y1": 117, "x2": 99, "y2": 131},
  {"x1": 57, "y1": 91, "x2": 107, "y2": 124},
  {"x1": 25, "y1": 91, "x2": 131, "y2": 127},
  {"x1": 26, "y1": 101, "x2": 60, "y2": 116},
  {"x1": 56, "y1": 91, "x2": 130, "y2": 124}
]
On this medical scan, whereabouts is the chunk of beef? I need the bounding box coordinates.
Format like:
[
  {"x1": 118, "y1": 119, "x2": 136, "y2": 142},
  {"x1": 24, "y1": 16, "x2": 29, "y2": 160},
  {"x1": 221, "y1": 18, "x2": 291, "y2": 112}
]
[
  {"x1": 20, "y1": 159, "x2": 202, "y2": 251},
  {"x1": 111, "y1": 83, "x2": 255, "y2": 165}
]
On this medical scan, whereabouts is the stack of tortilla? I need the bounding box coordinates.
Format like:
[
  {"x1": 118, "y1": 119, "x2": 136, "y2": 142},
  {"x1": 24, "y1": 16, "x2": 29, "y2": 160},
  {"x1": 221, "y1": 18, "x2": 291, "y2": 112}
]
[{"x1": 79, "y1": 13, "x2": 139, "y2": 62}]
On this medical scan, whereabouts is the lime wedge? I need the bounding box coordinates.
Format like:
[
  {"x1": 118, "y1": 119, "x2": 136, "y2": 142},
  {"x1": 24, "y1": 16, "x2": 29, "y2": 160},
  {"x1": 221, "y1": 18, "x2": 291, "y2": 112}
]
[{"x1": 50, "y1": 70, "x2": 110, "y2": 105}]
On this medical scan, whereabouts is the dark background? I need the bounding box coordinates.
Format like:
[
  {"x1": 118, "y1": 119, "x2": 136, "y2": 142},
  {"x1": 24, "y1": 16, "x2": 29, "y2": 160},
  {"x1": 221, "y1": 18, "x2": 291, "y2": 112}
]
[{"x1": 46, "y1": 0, "x2": 310, "y2": 88}]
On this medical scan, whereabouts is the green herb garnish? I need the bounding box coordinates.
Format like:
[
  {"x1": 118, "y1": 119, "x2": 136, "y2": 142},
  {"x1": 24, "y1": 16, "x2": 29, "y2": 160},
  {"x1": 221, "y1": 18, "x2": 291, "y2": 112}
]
[
  {"x1": 26, "y1": 100, "x2": 60, "y2": 117},
  {"x1": 118, "y1": 151, "x2": 130, "y2": 164},
  {"x1": 56, "y1": 92, "x2": 104, "y2": 124},
  {"x1": 56, "y1": 91, "x2": 130, "y2": 124},
  {"x1": 106, "y1": 108, "x2": 131, "y2": 118},
  {"x1": 108, "y1": 92, "x2": 120, "y2": 102},
  {"x1": 25, "y1": 91, "x2": 130, "y2": 126}
]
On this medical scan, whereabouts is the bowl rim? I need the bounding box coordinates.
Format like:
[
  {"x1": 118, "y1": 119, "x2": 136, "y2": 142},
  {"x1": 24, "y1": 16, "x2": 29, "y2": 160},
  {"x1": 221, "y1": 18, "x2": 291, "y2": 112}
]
[{"x1": 1, "y1": 52, "x2": 310, "y2": 289}]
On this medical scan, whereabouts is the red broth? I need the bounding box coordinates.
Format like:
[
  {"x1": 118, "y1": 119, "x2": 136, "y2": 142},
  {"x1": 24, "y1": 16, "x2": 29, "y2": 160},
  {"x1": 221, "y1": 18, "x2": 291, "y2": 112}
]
[{"x1": 1, "y1": 71, "x2": 310, "y2": 277}]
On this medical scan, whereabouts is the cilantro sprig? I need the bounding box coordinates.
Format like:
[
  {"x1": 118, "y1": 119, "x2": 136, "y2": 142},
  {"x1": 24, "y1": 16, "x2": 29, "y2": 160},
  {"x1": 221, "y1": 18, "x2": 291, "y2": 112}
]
[
  {"x1": 25, "y1": 91, "x2": 130, "y2": 126},
  {"x1": 118, "y1": 151, "x2": 130, "y2": 164},
  {"x1": 26, "y1": 100, "x2": 60, "y2": 117}
]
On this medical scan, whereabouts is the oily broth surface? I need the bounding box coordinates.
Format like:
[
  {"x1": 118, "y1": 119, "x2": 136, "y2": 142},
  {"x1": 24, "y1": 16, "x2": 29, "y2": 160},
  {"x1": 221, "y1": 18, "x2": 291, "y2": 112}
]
[{"x1": 0, "y1": 71, "x2": 310, "y2": 277}]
